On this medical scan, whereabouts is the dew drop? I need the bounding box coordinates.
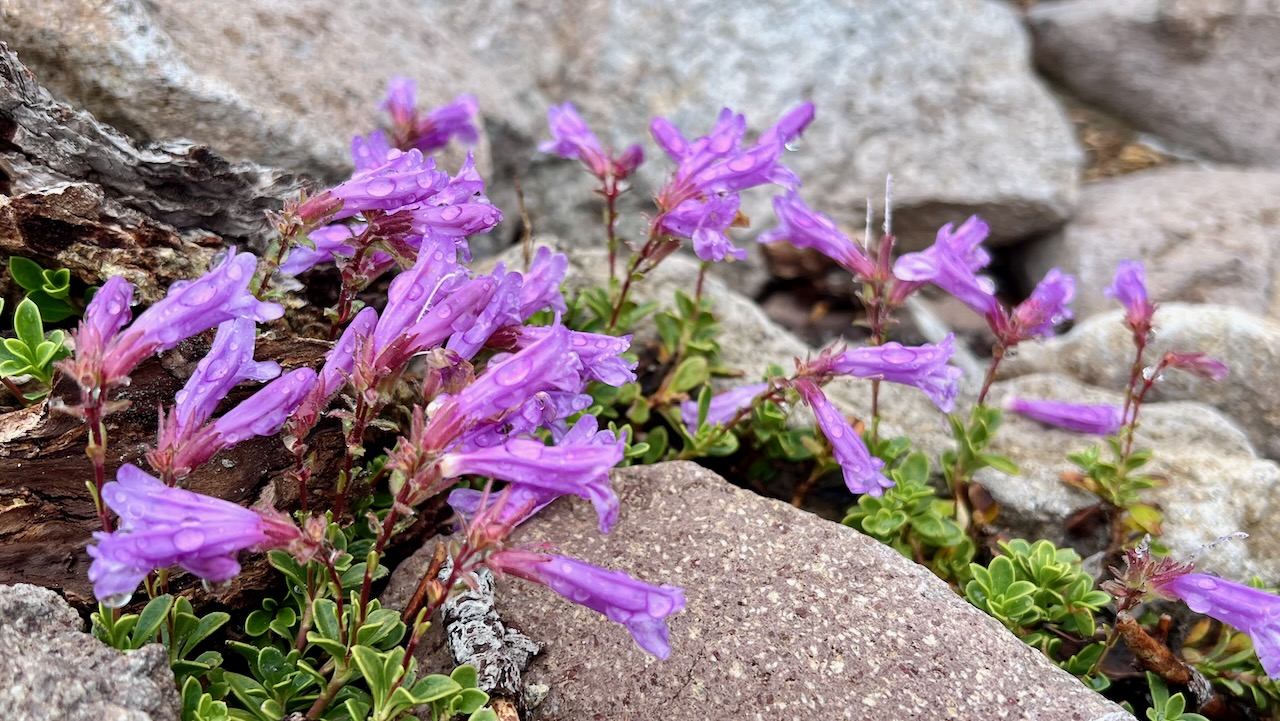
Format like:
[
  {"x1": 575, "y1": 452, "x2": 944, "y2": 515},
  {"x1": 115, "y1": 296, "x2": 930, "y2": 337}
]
[
  {"x1": 440, "y1": 206, "x2": 463, "y2": 221},
  {"x1": 202, "y1": 578, "x2": 234, "y2": 593},
  {"x1": 726, "y1": 156, "x2": 756, "y2": 172},
  {"x1": 181, "y1": 282, "x2": 217, "y2": 306},
  {"x1": 368, "y1": 178, "x2": 397, "y2": 198},
  {"x1": 174, "y1": 528, "x2": 205, "y2": 552},
  {"x1": 1195, "y1": 577, "x2": 1219, "y2": 591},
  {"x1": 101, "y1": 592, "x2": 133, "y2": 609}
]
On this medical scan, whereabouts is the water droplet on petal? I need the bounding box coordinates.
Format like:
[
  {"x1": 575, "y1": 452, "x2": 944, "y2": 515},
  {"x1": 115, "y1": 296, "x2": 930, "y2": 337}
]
[
  {"x1": 174, "y1": 528, "x2": 205, "y2": 552},
  {"x1": 101, "y1": 591, "x2": 133, "y2": 609}
]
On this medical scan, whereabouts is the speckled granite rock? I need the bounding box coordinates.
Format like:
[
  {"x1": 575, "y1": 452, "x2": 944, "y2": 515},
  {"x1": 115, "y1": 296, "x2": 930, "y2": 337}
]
[
  {"x1": 1019, "y1": 167, "x2": 1280, "y2": 322},
  {"x1": 0, "y1": 584, "x2": 179, "y2": 721},
  {"x1": 416, "y1": 462, "x2": 1130, "y2": 720}
]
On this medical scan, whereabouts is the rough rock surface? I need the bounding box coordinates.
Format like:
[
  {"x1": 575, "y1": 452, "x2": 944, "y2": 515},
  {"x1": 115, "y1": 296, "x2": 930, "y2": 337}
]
[
  {"x1": 1001, "y1": 304, "x2": 1280, "y2": 462},
  {"x1": 977, "y1": 373, "x2": 1280, "y2": 582},
  {"x1": 430, "y1": 0, "x2": 1081, "y2": 249},
  {"x1": 0, "y1": 42, "x2": 302, "y2": 249},
  {"x1": 4, "y1": 0, "x2": 1081, "y2": 251},
  {"x1": 0, "y1": 583, "x2": 180, "y2": 720},
  {"x1": 1020, "y1": 167, "x2": 1280, "y2": 321},
  {"x1": 1029, "y1": 0, "x2": 1280, "y2": 165},
  {"x1": 0, "y1": 0, "x2": 502, "y2": 183},
  {"x1": 418, "y1": 462, "x2": 1130, "y2": 720}
]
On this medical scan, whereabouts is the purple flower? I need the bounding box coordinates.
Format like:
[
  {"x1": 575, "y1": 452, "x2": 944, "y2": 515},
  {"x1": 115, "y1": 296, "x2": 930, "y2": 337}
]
[
  {"x1": 446, "y1": 266, "x2": 523, "y2": 360},
  {"x1": 440, "y1": 428, "x2": 625, "y2": 533},
  {"x1": 488, "y1": 549, "x2": 685, "y2": 659},
  {"x1": 382, "y1": 77, "x2": 480, "y2": 154},
  {"x1": 1152, "y1": 573, "x2": 1280, "y2": 676},
  {"x1": 809, "y1": 335, "x2": 962, "y2": 413},
  {"x1": 429, "y1": 324, "x2": 582, "y2": 436},
  {"x1": 459, "y1": 390, "x2": 593, "y2": 451},
  {"x1": 406, "y1": 153, "x2": 504, "y2": 254},
  {"x1": 649, "y1": 104, "x2": 815, "y2": 262},
  {"x1": 659, "y1": 193, "x2": 745, "y2": 262},
  {"x1": 448, "y1": 484, "x2": 559, "y2": 529},
  {"x1": 892, "y1": 217, "x2": 999, "y2": 318},
  {"x1": 995, "y1": 268, "x2": 1074, "y2": 345},
  {"x1": 759, "y1": 192, "x2": 876, "y2": 279},
  {"x1": 352, "y1": 131, "x2": 395, "y2": 172},
  {"x1": 87, "y1": 464, "x2": 302, "y2": 606},
  {"x1": 794, "y1": 379, "x2": 893, "y2": 496},
  {"x1": 169, "y1": 319, "x2": 281, "y2": 434},
  {"x1": 155, "y1": 368, "x2": 318, "y2": 478},
  {"x1": 516, "y1": 326, "x2": 636, "y2": 386},
  {"x1": 328, "y1": 148, "x2": 450, "y2": 220},
  {"x1": 541, "y1": 102, "x2": 644, "y2": 181},
  {"x1": 1161, "y1": 351, "x2": 1229, "y2": 382},
  {"x1": 680, "y1": 382, "x2": 769, "y2": 433},
  {"x1": 279, "y1": 223, "x2": 367, "y2": 276},
  {"x1": 1106, "y1": 260, "x2": 1156, "y2": 338},
  {"x1": 68, "y1": 250, "x2": 282, "y2": 391},
  {"x1": 1005, "y1": 397, "x2": 1123, "y2": 435},
  {"x1": 518, "y1": 246, "x2": 569, "y2": 319}
]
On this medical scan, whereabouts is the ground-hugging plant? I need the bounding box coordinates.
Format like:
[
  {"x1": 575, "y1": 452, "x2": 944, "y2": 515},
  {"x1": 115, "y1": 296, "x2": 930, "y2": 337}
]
[{"x1": 22, "y1": 69, "x2": 1280, "y2": 721}]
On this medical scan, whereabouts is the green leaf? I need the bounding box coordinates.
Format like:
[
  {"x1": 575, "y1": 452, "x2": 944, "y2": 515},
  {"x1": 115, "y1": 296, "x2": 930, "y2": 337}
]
[
  {"x1": 349, "y1": 645, "x2": 394, "y2": 701},
  {"x1": 180, "y1": 611, "x2": 230, "y2": 658},
  {"x1": 979, "y1": 453, "x2": 1020, "y2": 475},
  {"x1": 244, "y1": 609, "x2": 273, "y2": 637},
  {"x1": 468, "y1": 710, "x2": 499, "y2": 721},
  {"x1": 130, "y1": 594, "x2": 174, "y2": 648},
  {"x1": 42, "y1": 267, "x2": 71, "y2": 298},
  {"x1": 410, "y1": 674, "x2": 463, "y2": 704},
  {"x1": 8, "y1": 257, "x2": 45, "y2": 291},
  {"x1": 452, "y1": 688, "x2": 489, "y2": 715},
  {"x1": 451, "y1": 664, "x2": 479, "y2": 689},
  {"x1": 25, "y1": 290, "x2": 77, "y2": 323},
  {"x1": 668, "y1": 356, "x2": 709, "y2": 395},
  {"x1": 13, "y1": 298, "x2": 44, "y2": 351}
]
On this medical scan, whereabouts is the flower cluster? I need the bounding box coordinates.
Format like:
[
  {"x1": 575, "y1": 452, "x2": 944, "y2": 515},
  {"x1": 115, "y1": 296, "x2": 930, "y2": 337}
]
[{"x1": 541, "y1": 102, "x2": 644, "y2": 183}]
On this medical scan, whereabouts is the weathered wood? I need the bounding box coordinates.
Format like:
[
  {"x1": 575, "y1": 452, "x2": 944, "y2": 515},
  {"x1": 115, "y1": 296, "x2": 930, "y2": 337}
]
[{"x1": 0, "y1": 41, "x2": 305, "y2": 248}]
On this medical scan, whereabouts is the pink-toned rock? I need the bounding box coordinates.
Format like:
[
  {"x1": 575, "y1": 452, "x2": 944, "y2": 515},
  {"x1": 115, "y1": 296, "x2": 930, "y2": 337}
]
[{"x1": 391, "y1": 462, "x2": 1131, "y2": 720}]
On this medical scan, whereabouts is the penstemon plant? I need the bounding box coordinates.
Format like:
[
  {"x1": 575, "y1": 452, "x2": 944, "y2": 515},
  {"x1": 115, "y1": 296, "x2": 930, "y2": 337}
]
[{"x1": 27, "y1": 65, "x2": 1280, "y2": 721}]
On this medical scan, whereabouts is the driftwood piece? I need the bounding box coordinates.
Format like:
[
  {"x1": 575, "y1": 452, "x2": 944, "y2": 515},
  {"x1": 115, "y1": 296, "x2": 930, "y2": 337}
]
[
  {"x1": 0, "y1": 335, "x2": 341, "y2": 610},
  {"x1": 0, "y1": 41, "x2": 305, "y2": 249}
]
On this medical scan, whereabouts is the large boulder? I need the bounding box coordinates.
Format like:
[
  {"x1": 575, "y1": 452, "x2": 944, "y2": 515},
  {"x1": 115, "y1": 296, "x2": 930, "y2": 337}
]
[
  {"x1": 0, "y1": 584, "x2": 180, "y2": 720},
  {"x1": 1029, "y1": 0, "x2": 1280, "y2": 165},
  {"x1": 394, "y1": 462, "x2": 1132, "y2": 720},
  {"x1": 1020, "y1": 167, "x2": 1280, "y2": 322}
]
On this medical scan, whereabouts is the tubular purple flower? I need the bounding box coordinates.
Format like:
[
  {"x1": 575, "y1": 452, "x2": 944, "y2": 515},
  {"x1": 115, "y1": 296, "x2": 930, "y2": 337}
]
[
  {"x1": 460, "y1": 390, "x2": 593, "y2": 452},
  {"x1": 382, "y1": 77, "x2": 417, "y2": 131},
  {"x1": 680, "y1": 382, "x2": 769, "y2": 433},
  {"x1": 1002, "y1": 268, "x2": 1075, "y2": 343},
  {"x1": 540, "y1": 102, "x2": 611, "y2": 178},
  {"x1": 659, "y1": 194, "x2": 745, "y2": 262},
  {"x1": 373, "y1": 237, "x2": 463, "y2": 352},
  {"x1": 758, "y1": 102, "x2": 816, "y2": 147},
  {"x1": 161, "y1": 368, "x2": 318, "y2": 477},
  {"x1": 87, "y1": 464, "x2": 303, "y2": 606},
  {"x1": 759, "y1": 192, "x2": 875, "y2": 279},
  {"x1": 794, "y1": 379, "x2": 893, "y2": 496},
  {"x1": 1161, "y1": 351, "x2": 1229, "y2": 382},
  {"x1": 488, "y1": 550, "x2": 686, "y2": 659},
  {"x1": 448, "y1": 484, "x2": 559, "y2": 529},
  {"x1": 412, "y1": 94, "x2": 480, "y2": 154},
  {"x1": 436, "y1": 324, "x2": 582, "y2": 428},
  {"x1": 447, "y1": 266, "x2": 523, "y2": 360},
  {"x1": 93, "y1": 249, "x2": 282, "y2": 386},
  {"x1": 327, "y1": 148, "x2": 449, "y2": 220},
  {"x1": 516, "y1": 326, "x2": 636, "y2": 386},
  {"x1": 1006, "y1": 397, "x2": 1123, "y2": 435},
  {"x1": 817, "y1": 335, "x2": 962, "y2": 414},
  {"x1": 518, "y1": 246, "x2": 568, "y2": 319},
  {"x1": 1152, "y1": 573, "x2": 1280, "y2": 677},
  {"x1": 321, "y1": 307, "x2": 379, "y2": 398},
  {"x1": 66, "y1": 276, "x2": 135, "y2": 386},
  {"x1": 439, "y1": 431, "x2": 625, "y2": 533},
  {"x1": 170, "y1": 318, "x2": 280, "y2": 434},
  {"x1": 408, "y1": 153, "x2": 504, "y2": 252},
  {"x1": 1106, "y1": 260, "x2": 1156, "y2": 337},
  {"x1": 893, "y1": 217, "x2": 999, "y2": 318}
]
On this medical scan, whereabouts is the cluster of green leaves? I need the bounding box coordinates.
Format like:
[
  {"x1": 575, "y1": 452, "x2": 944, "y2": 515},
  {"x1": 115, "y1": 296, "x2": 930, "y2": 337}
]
[
  {"x1": 843, "y1": 441, "x2": 974, "y2": 583},
  {"x1": 941, "y1": 405, "x2": 1018, "y2": 523},
  {"x1": 963, "y1": 539, "x2": 1112, "y2": 691},
  {"x1": 96, "y1": 512, "x2": 493, "y2": 721},
  {"x1": 0, "y1": 256, "x2": 94, "y2": 400},
  {"x1": 1067, "y1": 438, "x2": 1164, "y2": 540},
  {"x1": 1137, "y1": 672, "x2": 1209, "y2": 721}
]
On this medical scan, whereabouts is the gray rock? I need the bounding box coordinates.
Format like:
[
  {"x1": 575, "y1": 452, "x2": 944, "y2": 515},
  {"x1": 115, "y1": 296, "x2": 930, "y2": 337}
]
[
  {"x1": 1020, "y1": 167, "x2": 1280, "y2": 321},
  {"x1": 0, "y1": 0, "x2": 503, "y2": 183},
  {"x1": 976, "y1": 373, "x2": 1280, "y2": 582},
  {"x1": 1029, "y1": 0, "x2": 1280, "y2": 165},
  {"x1": 0, "y1": 584, "x2": 180, "y2": 721},
  {"x1": 1002, "y1": 304, "x2": 1280, "y2": 461},
  {"x1": 424, "y1": 0, "x2": 1081, "y2": 250},
  {"x1": 452, "y1": 462, "x2": 1130, "y2": 720}
]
